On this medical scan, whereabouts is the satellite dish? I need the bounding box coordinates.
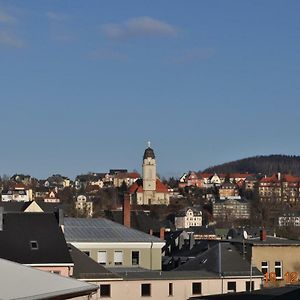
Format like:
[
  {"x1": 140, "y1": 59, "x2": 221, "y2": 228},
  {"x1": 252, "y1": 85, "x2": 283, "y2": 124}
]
[{"x1": 243, "y1": 230, "x2": 248, "y2": 240}]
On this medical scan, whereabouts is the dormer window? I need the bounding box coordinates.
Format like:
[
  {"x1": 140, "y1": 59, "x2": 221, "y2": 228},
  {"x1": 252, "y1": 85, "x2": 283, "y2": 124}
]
[{"x1": 30, "y1": 241, "x2": 39, "y2": 250}]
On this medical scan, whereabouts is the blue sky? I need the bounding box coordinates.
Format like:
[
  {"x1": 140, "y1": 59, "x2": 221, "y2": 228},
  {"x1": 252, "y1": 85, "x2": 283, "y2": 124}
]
[{"x1": 0, "y1": 0, "x2": 300, "y2": 179}]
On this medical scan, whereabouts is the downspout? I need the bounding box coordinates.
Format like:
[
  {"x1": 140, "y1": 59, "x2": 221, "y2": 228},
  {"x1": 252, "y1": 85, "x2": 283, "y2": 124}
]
[
  {"x1": 150, "y1": 241, "x2": 153, "y2": 270},
  {"x1": 250, "y1": 257, "x2": 253, "y2": 292},
  {"x1": 218, "y1": 243, "x2": 223, "y2": 294}
]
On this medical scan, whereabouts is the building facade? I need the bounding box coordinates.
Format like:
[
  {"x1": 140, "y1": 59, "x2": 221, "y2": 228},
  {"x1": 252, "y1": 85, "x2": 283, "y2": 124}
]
[
  {"x1": 174, "y1": 207, "x2": 202, "y2": 229},
  {"x1": 213, "y1": 198, "x2": 251, "y2": 221}
]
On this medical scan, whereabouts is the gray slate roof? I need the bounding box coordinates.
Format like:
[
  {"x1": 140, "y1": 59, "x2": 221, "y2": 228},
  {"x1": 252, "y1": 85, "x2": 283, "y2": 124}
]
[
  {"x1": 175, "y1": 242, "x2": 262, "y2": 277},
  {"x1": 0, "y1": 212, "x2": 73, "y2": 265},
  {"x1": 64, "y1": 217, "x2": 163, "y2": 243}
]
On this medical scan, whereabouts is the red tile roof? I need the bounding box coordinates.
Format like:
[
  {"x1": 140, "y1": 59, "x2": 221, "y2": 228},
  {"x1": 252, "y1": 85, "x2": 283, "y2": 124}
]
[
  {"x1": 260, "y1": 173, "x2": 300, "y2": 184},
  {"x1": 128, "y1": 179, "x2": 169, "y2": 194},
  {"x1": 260, "y1": 174, "x2": 279, "y2": 183}
]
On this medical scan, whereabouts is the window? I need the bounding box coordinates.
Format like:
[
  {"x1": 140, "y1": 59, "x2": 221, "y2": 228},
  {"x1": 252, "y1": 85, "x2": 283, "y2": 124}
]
[
  {"x1": 261, "y1": 261, "x2": 268, "y2": 275},
  {"x1": 100, "y1": 284, "x2": 111, "y2": 297},
  {"x1": 114, "y1": 251, "x2": 123, "y2": 266},
  {"x1": 246, "y1": 281, "x2": 254, "y2": 291},
  {"x1": 141, "y1": 283, "x2": 151, "y2": 296},
  {"x1": 192, "y1": 282, "x2": 202, "y2": 295},
  {"x1": 275, "y1": 261, "x2": 282, "y2": 279},
  {"x1": 168, "y1": 283, "x2": 173, "y2": 296},
  {"x1": 30, "y1": 241, "x2": 39, "y2": 250},
  {"x1": 98, "y1": 251, "x2": 107, "y2": 265},
  {"x1": 132, "y1": 251, "x2": 139, "y2": 266},
  {"x1": 227, "y1": 282, "x2": 236, "y2": 292}
]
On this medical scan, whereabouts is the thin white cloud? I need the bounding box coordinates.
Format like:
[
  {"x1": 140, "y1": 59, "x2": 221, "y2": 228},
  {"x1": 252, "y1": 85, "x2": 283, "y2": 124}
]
[
  {"x1": 46, "y1": 11, "x2": 70, "y2": 22},
  {"x1": 0, "y1": 30, "x2": 23, "y2": 48},
  {"x1": 101, "y1": 16, "x2": 178, "y2": 40},
  {"x1": 174, "y1": 48, "x2": 215, "y2": 64},
  {"x1": 46, "y1": 11, "x2": 75, "y2": 43},
  {"x1": 89, "y1": 48, "x2": 128, "y2": 61},
  {"x1": 0, "y1": 11, "x2": 16, "y2": 24}
]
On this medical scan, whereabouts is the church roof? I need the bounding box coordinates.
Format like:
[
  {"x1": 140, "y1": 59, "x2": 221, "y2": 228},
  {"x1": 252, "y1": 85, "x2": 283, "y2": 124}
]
[
  {"x1": 143, "y1": 147, "x2": 155, "y2": 160},
  {"x1": 129, "y1": 178, "x2": 169, "y2": 194}
]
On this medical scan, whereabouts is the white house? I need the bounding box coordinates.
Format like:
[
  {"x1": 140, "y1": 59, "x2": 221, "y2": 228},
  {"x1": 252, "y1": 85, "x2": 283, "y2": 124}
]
[{"x1": 175, "y1": 207, "x2": 202, "y2": 229}]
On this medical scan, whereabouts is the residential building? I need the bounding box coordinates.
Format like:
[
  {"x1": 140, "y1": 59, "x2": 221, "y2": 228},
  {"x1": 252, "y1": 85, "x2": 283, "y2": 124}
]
[
  {"x1": 219, "y1": 182, "x2": 239, "y2": 199},
  {"x1": 10, "y1": 174, "x2": 33, "y2": 185},
  {"x1": 213, "y1": 198, "x2": 251, "y2": 221},
  {"x1": 45, "y1": 174, "x2": 71, "y2": 189},
  {"x1": 0, "y1": 211, "x2": 73, "y2": 276},
  {"x1": 278, "y1": 212, "x2": 300, "y2": 227},
  {"x1": 175, "y1": 207, "x2": 202, "y2": 229},
  {"x1": 244, "y1": 175, "x2": 258, "y2": 191},
  {"x1": 64, "y1": 217, "x2": 165, "y2": 270},
  {"x1": 71, "y1": 242, "x2": 262, "y2": 300},
  {"x1": 75, "y1": 173, "x2": 107, "y2": 190},
  {"x1": 113, "y1": 172, "x2": 140, "y2": 188},
  {"x1": 179, "y1": 172, "x2": 253, "y2": 190},
  {"x1": 259, "y1": 173, "x2": 300, "y2": 203},
  {"x1": 232, "y1": 231, "x2": 300, "y2": 288},
  {"x1": 44, "y1": 190, "x2": 60, "y2": 203},
  {"x1": 190, "y1": 285, "x2": 300, "y2": 299},
  {"x1": 1, "y1": 183, "x2": 31, "y2": 202},
  {"x1": 33, "y1": 186, "x2": 50, "y2": 199},
  {"x1": 75, "y1": 195, "x2": 93, "y2": 217}
]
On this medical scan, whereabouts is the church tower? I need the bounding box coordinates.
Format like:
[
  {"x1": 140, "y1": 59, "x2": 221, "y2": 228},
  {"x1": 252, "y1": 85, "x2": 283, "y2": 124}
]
[{"x1": 142, "y1": 141, "x2": 157, "y2": 192}]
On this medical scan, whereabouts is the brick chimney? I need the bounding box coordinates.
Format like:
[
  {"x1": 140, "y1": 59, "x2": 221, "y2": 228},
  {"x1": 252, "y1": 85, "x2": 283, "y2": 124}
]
[
  {"x1": 260, "y1": 229, "x2": 267, "y2": 241},
  {"x1": 160, "y1": 227, "x2": 165, "y2": 240},
  {"x1": 123, "y1": 193, "x2": 131, "y2": 228}
]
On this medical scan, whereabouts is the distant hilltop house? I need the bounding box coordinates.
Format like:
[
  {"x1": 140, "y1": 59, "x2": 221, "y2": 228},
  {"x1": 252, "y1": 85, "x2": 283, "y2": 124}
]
[
  {"x1": 1, "y1": 183, "x2": 32, "y2": 202},
  {"x1": 10, "y1": 174, "x2": 34, "y2": 185},
  {"x1": 174, "y1": 207, "x2": 202, "y2": 229},
  {"x1": 75, "y1": 172, "x2": 114, "y2": 190},
  {"x1": 44, "y1": 190, "x2": 60, "y2": 203},
  {"x1": 44, "y1": 174, "x2": 71, "y2": 190},
  {"x1": 75, "y1": 195, "x2": 93, "y2": 217},
  {"x1": 113, "y1": 172, "x2": 140, "y2": 188},
  {"x1": 219, "y1": 182, "x2": 240, "y2": 199},
  {"x1": 129, "y1": 143, "x2": 170, "y2": 205},
  {"x1": 179, "y1": 172, "x2": 253, "y2": 189}
]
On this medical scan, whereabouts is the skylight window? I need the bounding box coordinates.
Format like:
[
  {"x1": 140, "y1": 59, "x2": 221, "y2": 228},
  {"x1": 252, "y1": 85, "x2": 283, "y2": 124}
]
[{"x1": 30, "y1": 241, "x2": 39, "y2": 250}]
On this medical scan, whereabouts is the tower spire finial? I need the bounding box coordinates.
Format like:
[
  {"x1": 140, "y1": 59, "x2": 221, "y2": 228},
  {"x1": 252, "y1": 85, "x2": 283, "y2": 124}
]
[{"x1": 147, "y1": 140, "x2": 151, "y2": 148}]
